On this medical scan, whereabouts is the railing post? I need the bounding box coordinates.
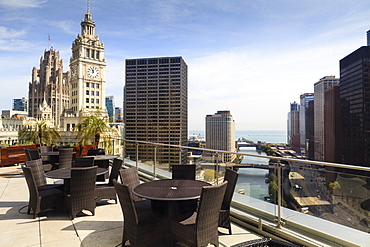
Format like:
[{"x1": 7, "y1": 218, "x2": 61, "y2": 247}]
[
  {"x1": 215, "y1": 152, "x2": 220, "y2": 185},
  {"x1": 277, "y1": 160, "x2": 282, "y2": 228},
  {"x1": 154, "y1": 145, "x2": 157, "y2": 179},
  {"x1": 136, "y1": 143, "x2": 139, "y2": 168}
]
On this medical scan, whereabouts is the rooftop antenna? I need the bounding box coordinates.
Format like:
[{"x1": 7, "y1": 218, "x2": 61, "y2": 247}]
[{"x1": 87, "y1": 0, "x2": 90, "y2": 14}]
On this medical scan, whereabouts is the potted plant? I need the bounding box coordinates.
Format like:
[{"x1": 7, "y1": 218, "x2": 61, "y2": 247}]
[
  {"x1": 73, "y1": 113, "x2": 116, "y2": 155},
  {"x1": 18, "y1": 119, "x2": 60, "y2": 146}
]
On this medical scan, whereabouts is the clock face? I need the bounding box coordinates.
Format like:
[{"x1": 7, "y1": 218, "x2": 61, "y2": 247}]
[
  {"x1": 71, "y1": 66, "x2": 77, "y2": 79},
  {"x1": 87, "y1": 66, "x2": 99, "y2": 79}
]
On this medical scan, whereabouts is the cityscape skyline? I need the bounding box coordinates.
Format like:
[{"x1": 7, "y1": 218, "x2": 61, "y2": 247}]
[{"x1": 1, "y1": 1, "x2": 370, "y2": 130}]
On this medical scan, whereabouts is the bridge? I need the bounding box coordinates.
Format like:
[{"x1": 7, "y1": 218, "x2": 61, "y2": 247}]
[{"x1": 237, "y1": 142, "x2": 257, "y2": 148}]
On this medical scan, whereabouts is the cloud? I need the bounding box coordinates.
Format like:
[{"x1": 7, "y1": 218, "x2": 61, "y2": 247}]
[
  {"x1": 0, "y1": 26, "x2": 25, "y2": 39},
  {"x1": 0, "y1": 0, "x2": 47, "y2": 8}
]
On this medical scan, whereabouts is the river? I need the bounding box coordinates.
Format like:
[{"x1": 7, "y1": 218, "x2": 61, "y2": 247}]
[{"x1": 235, "y1": 147, "x2": 269, "y2": 200}]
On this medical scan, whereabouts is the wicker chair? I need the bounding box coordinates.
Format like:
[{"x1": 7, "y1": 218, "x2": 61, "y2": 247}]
[
  {"x1": 170, "y1": 181, "x2": 228, "y2": 247},
  {"x1": 40, "y1": 146, "x2": 53, "y2": 153},
  {"x1": 22, "y1": 165, "x2": 64, "y2": 218},
  {"x1": 64, "y1": 166, "x2": 97, "y2": 219},
  {"x1": 95, "y1": 158, "x2": 123, "y2": 203},
  {"x1": 219, "y1": 168, "x2": 239, "y2": 234},
  {"x1": 58, "y1": 148, "x2": 73, "y2": 169},
  {"x1": 172, "y1": 164, "x2": 196, "y2": 180},
  {"x1": 230, "y1": 238, "x2": 300, "y2": 247},
  {"x1": 25, "y1": 159, "x2": 63, "y2": 191},
  {"x1": 95, "y1": 159, "x2": 110, "y2": 181},
  {"x1": 26, "y1": 149, "x2": 52, "y2": 171},
  {"x1": 119, "y1": 167, "x2": 152, "y2": 211},
  {"x1": 113, "y1": 179, "x2": 163, "y2": 246},
  {"x1": 73, "y1": 157, "x2": 95, "y2": 167}
]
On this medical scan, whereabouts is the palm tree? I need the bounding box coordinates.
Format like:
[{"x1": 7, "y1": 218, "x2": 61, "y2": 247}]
[
  {"x1": 18, "y1": 119, "x2": 60, "y2": 146},
  {"x1": 73, "y1": 113, "x2": 115, "y2": 152}
]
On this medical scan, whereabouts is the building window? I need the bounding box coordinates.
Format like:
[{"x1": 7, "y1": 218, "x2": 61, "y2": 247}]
[
  {"x1": 96, "y1": 84, "x2": 99, "y2": 89},
  {"x1": 91, "y1": 83, "x2": 95, "y2": 88},
  {"x1": 91, "y1": 50, "x2": 95, "y2": 59},
  {"x1": 96, "y1": 51, "x2": 99, "y2": 59},
  {"x1": 86, "y1": 83, "x2": 89, "y2": 87},
  {"x1": 86, "y1": 49, "x2": 90, "y2": 57},
  {"x1": 86, "y1": 98, "x2": 89, "y2": 103},
  {"x1": 91, "y1": 99, "x2": 94, "y2": 103},
  {"x1": 96, "y1": 91, "x2": 99, "y2": 96},
  {"x1": 96, "y1": 99, "x2": 99, "y2": 104},
  {"x1": 86, "y1": 90, "x2": 89, "y2": 95},
  {"x1": 91, "y1": 91, "x2": 94, "y2": 96}
]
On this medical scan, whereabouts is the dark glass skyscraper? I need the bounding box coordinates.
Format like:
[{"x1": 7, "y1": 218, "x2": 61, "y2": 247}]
[
  {"x1": 340, "y1": 46, "x2": 370, "y2": 167},
  {"x1": 124, "y1": 57, "x2": 188, "y2": 166}
]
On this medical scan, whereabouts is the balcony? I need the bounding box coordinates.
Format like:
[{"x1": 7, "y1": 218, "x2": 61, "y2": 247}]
[{"x1": 0, "y1": 140, "x2": 369, "y2": 246}]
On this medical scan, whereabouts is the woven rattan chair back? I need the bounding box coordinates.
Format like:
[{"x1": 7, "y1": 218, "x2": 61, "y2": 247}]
[
  {"x1": 22, "y1": 165, "x2": 39, "y2": 218},
  {"x1": 172, "y1": 164, "x2": 196, "y2": 180},
  {"x1": 219, "y1": 169, "x2": 239, "y2": 234},
  {"x1": 109, "y1": 158, "x2": 123, "y2": 185},
  {"x1": 73, "y1": 157, "x2": 95, "y2": 167},
  {"x1": 58, "y1": 148, "x2": 73, "y2": 169},
  {"x1": 196, "y1": 181, "x2": 228, "y2": 245},
  {"x1": 113, "y1": 180, "x2": 140, "y2": 246},
  {"x1": 27, "y1": 149, "x2": 41, "y2": 160},
  {"x1": 24, "y1": 148, "x2": 31, "y2": 161},
  {"x1": 25, "y1": 159, "x2": 47, "y2": 188},
  {"x1": 40, "y1": 146, "x2": 53, "y2": 153},
  {"x1": 119, "y1": 167, "x2": 142, "y2": 201},
  {"x1": 222, "y1": 169, "x2": 239, "y2": 209},
  {"x1": 66, "y1": 166, "x2": 97, "y2": 219},
  {"x1": 22, "y1": 165, "x2": 63, "y2": 218}
]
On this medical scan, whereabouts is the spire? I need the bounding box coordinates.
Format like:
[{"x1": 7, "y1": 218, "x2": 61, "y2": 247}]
[{"x1": 81, "y1": 0, "x2": 95, "y2": 37}]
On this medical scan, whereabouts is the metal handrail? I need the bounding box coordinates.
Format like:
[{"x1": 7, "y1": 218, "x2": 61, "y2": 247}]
[{"x1": 120, "y1": 138, "x2": 370, "y2": 172}]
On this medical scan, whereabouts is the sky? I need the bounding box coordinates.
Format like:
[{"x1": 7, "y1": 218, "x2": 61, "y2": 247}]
[{"x1": 1, "y1": 0, "x2": 370, "y2": 131}]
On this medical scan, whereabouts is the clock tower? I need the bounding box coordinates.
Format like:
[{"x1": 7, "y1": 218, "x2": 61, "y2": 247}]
[{"x1": 69, "y1": 8, "x2": 106, "y2": 116}]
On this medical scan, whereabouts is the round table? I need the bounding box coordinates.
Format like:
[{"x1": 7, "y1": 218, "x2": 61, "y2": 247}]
[
  {"x1": 45, "y1": 167, "x2": 108, "y2": 193},
  {"x1": 45, "y1": 167, "x2": 108, "y2": 179},
  {"x1": 133, "y1": 179, "x2": 210, "y2": 201}
]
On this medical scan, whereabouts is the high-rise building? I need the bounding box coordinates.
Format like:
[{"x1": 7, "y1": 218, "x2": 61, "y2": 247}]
[
  {"x1": 340, "y1": 36, "x2": 370, "y2": 168},
  {"x1": 114, "y1": 107, "x2": 123, "y2": 122},
  {"x1": 324, "y1": 84, "x2": 341, "y2": 163},
  {"x1": 205, "y1": 110, "x2": 236, "y2": 162},
  {"x1": 60, "y1": 7, "x2": 107, "y2": 131},
  {"x1": 106, "y1": 96, "x2": 115, "y2": 122},
  {"x1": 69, "y1": 10, "x2": 106, "y2": 115},
  {"x1": 13, "y1": 97, "x2": 28, "y2": 112},
  {"x1": 124, "y1": 57, "x2": 188, "y2": 165},
  {"x1": 288, "y1": 102, "x2": 300, "y2": 144},
  {"x1": 28, "y1": 49, "x2": 69, "y2": 126},
  {"x1": 299, "y1": 93, "x2": 314, "y2": 154},
  {"x1": 314, "y1": 76, "x2": 340, "y2": 161}
]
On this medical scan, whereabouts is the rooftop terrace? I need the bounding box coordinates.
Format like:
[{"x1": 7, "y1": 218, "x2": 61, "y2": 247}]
[{"x1": 0, "y1": 165, "x2": 262, "y2": 246}]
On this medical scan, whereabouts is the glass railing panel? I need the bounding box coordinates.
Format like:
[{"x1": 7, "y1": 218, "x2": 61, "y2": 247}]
[{"x1": 284, "y1": 161, "x2": 370, "y2": 233}]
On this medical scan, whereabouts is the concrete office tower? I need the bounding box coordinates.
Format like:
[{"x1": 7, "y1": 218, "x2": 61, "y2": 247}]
[
  {"x1": 28, "y1": 49, "x2": 69, "y2": 126},
  {"x1": 69, "y1": 10, "x2": 106, "y2": 115},
  {"x1": 13, "y1": 97, "x2": 28, "y2": 112},
  {"x1": 313, "y1": 76, "x2": 340, "y2": 161},
  {"x1": 287, "y1": 102, "x2": 300, "y2": 152},
  {"x1": 106, "y1": 96, "x2": 115, "y2": 122},
  {"x1": 205, "y1": 111, "x2": 236, "y2": 162},
  {"x1": 340, "y1": 44, "x2": 370, "y2": 168},
  {"x1": 299, "y1": 93, "x2": 314, "y2": 154},
  {"x1": 324, "y1": 85, "x2": 341, "y2": 163},
  {"x1": 124, "y1": 57, "x2": 188, "y2": 165}
]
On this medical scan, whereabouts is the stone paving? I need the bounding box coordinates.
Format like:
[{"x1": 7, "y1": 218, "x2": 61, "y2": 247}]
[{"x1": 0, "y1": 165, "x2": 261, "y2": 247}]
